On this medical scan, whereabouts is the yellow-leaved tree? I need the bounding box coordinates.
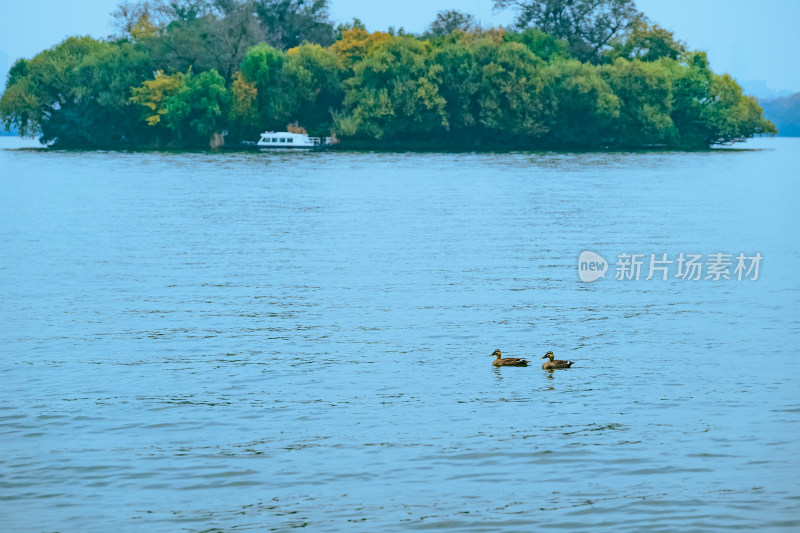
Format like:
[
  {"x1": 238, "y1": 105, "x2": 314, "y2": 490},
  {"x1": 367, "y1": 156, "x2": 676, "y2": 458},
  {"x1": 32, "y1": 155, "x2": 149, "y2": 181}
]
[
  {"x1": 229, "y1": 71, "x2": 259, "y2": 129},
  {"x1": 129, "y1": 70, "x2": 185, "y2": 126},
  {"x1": 330, "y1": 29, "x2": 392, "y2": 70}
]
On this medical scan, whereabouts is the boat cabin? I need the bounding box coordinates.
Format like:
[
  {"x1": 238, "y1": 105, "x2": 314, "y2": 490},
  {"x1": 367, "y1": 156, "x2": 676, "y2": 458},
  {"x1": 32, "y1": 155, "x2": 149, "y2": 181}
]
[{"x1": 257, "y1": 131, "x2": 320, "y2": 149}]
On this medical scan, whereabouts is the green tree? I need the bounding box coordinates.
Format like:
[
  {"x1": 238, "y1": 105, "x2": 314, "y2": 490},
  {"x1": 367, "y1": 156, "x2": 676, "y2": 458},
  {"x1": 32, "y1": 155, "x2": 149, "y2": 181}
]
[
  {"x1": 604, "y1": 21, "x2": 685, "y2": 62},
  {"x1": 127, "y1": 2, "x2": 264, "y2": 83},
  {"x1": 282, "y1": 44, "x2": 343, "y2": 134},
  {"x1": 113, "y1": 0, "x2": 334, "y2": 82},
  {"x1": 254, "y1": 0, "x2": 336, "y2": 49},
  {"x1": 432, "y1": 35, "x2": 482, "y2": 136},
  {"x1": 547, "y1": 59, "x2": 619, "y2": 146},
  {"x1": 600, "y1": 57, "x2": 674, "y2": 146},
  {"x1": 666, "y1": 51, "x2": 714, "y2": 146},
  {"x1": 235, "y1": 43, "x2": 289, "y2": 130},
  {"x1": 666, "y1": 52, "x2": 775, "y2": 146},
  {"x1": 494, "y1": 0, "x2": 643, "y2": 63},
  {"x1": 0, "y1": 37, "x2": 104, "y2": 140},
  {"x1": 503, "y1": 28, "x2": 570, "y2": 62},
  {"x1": 703, "y1": 73, "x2": 776, "y2": 144},
  {"x1": 0, "y1": 36, "x2": 152, "y2": 146},
  {"x1": 71, "y1": 41, "x2": 154, "y2": 144},
  {"x1": 472, "y1": 39, "x2": 555, "y2": 141},
  {"x1": 2, "y1": 3, "x2": 776, "y2": 150},
  {"x1": 130, "y1": 68, "x2": 230, "y2": 146},
  {"x1": 229, "y1": 42, "x2": 342, "y2": 139},
  {"x1": 424, "y1": 10, "x2": 477, "y2": 38},
  {"x1": 335, "y1": 36, "x2": 447, "y2": 140},
  {"x1": 165, "y1": 69, "x2": 230, "y2": 144}
]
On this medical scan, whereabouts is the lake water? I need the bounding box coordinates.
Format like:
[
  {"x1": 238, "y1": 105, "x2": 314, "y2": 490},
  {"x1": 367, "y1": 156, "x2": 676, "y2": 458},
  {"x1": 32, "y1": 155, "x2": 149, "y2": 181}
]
[{"x1": 1, "y1": 137, "x2": 798, "y2": 532}]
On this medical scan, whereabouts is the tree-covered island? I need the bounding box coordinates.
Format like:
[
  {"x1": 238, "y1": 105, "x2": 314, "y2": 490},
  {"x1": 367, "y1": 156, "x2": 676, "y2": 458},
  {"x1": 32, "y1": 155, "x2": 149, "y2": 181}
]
[{"x1": 0, "y1": 0, "x2": 777, "y2": 149}]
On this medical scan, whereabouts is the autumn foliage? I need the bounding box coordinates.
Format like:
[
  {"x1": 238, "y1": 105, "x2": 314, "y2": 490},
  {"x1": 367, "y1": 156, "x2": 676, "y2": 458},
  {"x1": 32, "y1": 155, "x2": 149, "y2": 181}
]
[{"x1": 0, "y1": 2, "x2": 775, "y2": 148}]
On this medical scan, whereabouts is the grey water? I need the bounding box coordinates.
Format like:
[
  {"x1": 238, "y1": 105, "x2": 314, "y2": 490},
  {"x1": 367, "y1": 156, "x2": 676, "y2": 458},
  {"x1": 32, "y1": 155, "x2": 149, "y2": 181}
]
[{"x1": 1, "y1": 137, "x2": 798, "y2": 532}]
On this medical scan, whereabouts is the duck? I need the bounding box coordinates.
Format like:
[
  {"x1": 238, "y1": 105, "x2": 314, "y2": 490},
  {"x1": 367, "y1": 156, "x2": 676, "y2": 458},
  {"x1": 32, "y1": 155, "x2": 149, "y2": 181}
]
[
  {"x1": 491, "y1": 349, "x2": 529, "y2": 367},
  {"x1": 541, "y1": 351, "x2": 574, "y2": 370}
]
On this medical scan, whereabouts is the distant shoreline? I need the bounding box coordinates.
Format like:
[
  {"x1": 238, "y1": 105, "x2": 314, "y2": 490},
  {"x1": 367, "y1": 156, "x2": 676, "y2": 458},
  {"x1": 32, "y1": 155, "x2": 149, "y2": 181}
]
[{"x1": 3, "y1": 134, "x2": 782, "y2": 154}]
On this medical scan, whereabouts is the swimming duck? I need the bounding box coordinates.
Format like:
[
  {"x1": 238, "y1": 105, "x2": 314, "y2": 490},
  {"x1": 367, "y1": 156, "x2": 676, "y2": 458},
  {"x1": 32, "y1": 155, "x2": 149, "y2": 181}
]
[
  {"x1": 541, "y1": 351, "x2": 574, "y2": 370},
  {"x1": 491, "y1": 349, "x2": 529, "y2": 367}
]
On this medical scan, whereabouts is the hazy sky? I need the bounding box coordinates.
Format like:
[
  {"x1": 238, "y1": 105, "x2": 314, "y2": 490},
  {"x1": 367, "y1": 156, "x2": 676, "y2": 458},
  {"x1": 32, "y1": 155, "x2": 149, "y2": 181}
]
[{"x1": 1, "y1": 0, "x2": 798, "y2": 92}]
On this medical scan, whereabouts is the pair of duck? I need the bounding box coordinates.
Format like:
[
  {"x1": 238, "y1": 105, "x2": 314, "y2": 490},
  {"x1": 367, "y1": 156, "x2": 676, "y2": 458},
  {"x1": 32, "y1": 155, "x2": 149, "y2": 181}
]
[{"x1": 492, "y1": 349, "x2": 574, "y2": 369}]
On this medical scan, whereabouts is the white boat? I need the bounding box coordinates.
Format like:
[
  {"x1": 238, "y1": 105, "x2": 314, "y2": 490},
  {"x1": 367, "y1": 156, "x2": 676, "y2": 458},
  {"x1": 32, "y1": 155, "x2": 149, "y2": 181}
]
[{"x1": 256, "y1": 131, "x2": 321, "y2": 149}]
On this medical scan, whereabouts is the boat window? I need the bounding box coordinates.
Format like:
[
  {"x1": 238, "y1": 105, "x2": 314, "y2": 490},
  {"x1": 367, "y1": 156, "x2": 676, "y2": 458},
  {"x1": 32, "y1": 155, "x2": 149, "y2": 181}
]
[
  {"x1": 279, "y1": 138, "x2": 285, "y2": 143},
  {"x1": 272, "y1": 138, "x2": 278, "y2": 143},
  {"x1": 287, "y1": 138, "x2": 293, "y2": 143}
]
